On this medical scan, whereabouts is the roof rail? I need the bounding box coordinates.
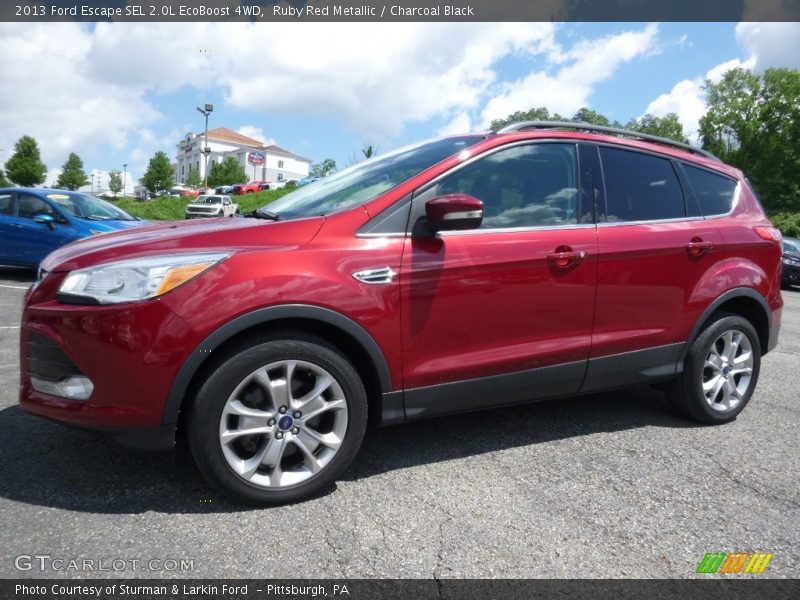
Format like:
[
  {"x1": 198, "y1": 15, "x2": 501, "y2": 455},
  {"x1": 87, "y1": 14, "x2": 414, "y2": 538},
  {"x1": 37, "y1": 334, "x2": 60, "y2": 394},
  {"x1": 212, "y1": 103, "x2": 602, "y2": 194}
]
[{"x1": 496, "y1": 120, "x2": 719, "y2": 161}]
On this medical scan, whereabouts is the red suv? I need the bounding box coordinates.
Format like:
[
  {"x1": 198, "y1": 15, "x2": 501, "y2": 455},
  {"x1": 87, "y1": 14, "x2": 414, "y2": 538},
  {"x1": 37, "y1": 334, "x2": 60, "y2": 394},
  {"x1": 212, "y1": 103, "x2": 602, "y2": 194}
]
[
  {"x1": 232, "y1": 181, "x2": 265, "y2": 195},
  {"x1": 20, "y1": 123, "x2": 783, "y2": 505}
]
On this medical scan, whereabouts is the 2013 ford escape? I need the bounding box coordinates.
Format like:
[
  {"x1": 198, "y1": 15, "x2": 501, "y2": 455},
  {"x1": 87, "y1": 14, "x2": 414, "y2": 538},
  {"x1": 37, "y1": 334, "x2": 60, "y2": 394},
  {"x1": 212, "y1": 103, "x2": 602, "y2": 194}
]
[{"x1": 20, "y1": 122, "x2": 783, "y2": 504}]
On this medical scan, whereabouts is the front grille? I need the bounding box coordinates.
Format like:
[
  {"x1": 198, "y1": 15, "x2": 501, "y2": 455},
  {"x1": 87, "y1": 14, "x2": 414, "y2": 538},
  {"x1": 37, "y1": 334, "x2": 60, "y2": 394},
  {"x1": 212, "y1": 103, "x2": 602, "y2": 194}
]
[{"x1": 27, "y1": 332, "x2": 83, "y2": 382}]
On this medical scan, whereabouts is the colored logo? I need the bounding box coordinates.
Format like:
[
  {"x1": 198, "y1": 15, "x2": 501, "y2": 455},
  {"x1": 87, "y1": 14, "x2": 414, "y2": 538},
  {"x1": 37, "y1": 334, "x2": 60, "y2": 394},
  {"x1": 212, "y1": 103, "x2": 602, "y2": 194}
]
[
  {"x1": 696, "y1": 552, "x2": 773, "y2": 574},
  {"x1": 248, "y1": 151, "x2": 265, "y2": 166}
]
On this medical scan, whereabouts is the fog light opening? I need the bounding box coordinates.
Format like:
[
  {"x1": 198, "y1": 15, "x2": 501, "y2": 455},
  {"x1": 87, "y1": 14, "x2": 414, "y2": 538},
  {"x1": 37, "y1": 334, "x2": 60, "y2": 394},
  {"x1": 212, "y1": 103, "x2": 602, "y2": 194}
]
[{"x1": 31, "y1": 376, "x2": 94, "y2": 401}]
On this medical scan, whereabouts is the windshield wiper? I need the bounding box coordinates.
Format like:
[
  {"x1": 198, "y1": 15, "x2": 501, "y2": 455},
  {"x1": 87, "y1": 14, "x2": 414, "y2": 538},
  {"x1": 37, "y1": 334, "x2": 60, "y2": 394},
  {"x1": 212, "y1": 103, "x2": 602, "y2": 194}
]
[{"x1": 245, "y1": 209, "x2": 280, "y2": 221}]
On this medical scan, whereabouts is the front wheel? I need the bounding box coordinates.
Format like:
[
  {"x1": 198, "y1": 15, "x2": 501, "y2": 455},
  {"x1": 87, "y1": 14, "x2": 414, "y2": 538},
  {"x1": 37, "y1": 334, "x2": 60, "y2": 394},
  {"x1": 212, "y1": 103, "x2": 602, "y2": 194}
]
[
  {"x1": 188, "y1": 336, "x2": 368, "y2": 505},
  {"x1": 666, "y1": 313, "x2": 761, "y2": 424}
]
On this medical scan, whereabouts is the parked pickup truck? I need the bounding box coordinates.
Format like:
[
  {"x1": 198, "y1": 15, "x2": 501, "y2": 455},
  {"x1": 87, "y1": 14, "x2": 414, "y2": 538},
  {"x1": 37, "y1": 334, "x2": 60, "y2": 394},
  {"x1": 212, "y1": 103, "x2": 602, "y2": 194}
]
[{"x1": 184, "y1": 195, "x2": 239, "y2": 219}]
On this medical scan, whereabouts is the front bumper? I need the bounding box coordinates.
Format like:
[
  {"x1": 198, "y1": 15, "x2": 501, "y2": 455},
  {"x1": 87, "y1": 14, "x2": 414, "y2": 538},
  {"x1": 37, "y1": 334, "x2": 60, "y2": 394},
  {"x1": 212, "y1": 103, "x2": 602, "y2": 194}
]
[{"x1": 19, "y1": 272, "x2": 199, "y2": 450}]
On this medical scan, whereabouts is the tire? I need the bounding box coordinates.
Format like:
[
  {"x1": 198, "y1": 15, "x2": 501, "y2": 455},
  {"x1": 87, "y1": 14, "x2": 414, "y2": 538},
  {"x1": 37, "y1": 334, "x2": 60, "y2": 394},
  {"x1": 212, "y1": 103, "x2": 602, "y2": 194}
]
[
  {"x1": 666, "y1": 313, "x2": 761, "y2": 424},
  {"x1": 188, "y1": 334, "x2": 368, "y2": 505}
]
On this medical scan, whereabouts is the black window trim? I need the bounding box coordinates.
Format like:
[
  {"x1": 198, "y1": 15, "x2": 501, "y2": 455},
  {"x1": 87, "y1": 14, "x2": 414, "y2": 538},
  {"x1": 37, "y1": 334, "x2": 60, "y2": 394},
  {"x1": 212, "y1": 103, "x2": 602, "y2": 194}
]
[{"x1": 593, "y1": 141, "x2": 703, "y2": 227}]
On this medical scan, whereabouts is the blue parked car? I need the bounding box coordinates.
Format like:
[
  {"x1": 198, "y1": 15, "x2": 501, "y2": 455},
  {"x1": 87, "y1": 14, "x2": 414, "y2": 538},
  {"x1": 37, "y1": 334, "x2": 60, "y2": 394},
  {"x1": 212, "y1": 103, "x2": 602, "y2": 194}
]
[{"x1": 0, "y1": 188, "x2": 149, "y2": 268}]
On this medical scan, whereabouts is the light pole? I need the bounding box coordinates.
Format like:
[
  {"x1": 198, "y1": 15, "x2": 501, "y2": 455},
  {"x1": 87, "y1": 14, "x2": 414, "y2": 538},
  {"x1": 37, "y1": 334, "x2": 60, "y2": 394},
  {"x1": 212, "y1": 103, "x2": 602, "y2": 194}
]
[
  {"x1": 196, "y1": 103, "x2": 213, "y2": 189},
  {"x1": 122, "y1": 163, "x2": 127, "y2": 197},
  {"x1": 91, "y1": 172, "x2": 96, "y2": 194}
]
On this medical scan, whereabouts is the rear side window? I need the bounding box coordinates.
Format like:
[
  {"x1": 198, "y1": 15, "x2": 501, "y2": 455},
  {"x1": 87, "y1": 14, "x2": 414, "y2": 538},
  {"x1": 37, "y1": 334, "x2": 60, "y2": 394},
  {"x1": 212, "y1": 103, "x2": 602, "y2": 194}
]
[
  {"x1": 600, "y1": 147, "x2": 685, "y2": 222},
  {"x1": 683, "y1": 164, "x2": 737, "y2": 216}
]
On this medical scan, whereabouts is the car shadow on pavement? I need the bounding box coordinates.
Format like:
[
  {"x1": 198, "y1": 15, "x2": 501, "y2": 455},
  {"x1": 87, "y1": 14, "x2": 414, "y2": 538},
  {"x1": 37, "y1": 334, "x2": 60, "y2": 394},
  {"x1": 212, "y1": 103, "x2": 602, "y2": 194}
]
[
  {"x1": 0, "y1": 267, "x2": 37, "y2": 283},
  {"x1": 0, "y1": 386, "x2": 700, "y2": 514}
]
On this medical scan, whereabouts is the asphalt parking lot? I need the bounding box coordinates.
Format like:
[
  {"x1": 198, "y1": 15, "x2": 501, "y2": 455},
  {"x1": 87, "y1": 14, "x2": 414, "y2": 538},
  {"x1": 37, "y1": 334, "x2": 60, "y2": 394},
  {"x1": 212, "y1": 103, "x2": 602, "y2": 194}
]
[{"x1": 0, "y1": 266, "x2": 797, "y2": 579}]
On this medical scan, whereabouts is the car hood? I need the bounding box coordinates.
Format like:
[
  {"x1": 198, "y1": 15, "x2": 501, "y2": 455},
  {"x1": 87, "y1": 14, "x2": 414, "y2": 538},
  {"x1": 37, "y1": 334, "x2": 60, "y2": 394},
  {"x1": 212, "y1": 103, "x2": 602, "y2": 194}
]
[
  {"x1": 42, "y1": 216, "x2": 325, "y2": 273},
  {"x1": 784, "y1": 251, "x2": 800, "y2": 261},
  {"x1": 77, "y1": 218, "x2": 150, "y2": 232},
  {"x1": 186, "y1": 202, "x2": 223, "y2": 208}
]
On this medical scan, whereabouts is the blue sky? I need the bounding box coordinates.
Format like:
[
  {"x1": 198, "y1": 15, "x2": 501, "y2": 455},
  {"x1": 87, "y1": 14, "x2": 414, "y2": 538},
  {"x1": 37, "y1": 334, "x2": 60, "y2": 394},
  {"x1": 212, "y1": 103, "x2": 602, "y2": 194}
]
[{"x1": 1, "y1": 21, "x2": 798, "y2": 192}]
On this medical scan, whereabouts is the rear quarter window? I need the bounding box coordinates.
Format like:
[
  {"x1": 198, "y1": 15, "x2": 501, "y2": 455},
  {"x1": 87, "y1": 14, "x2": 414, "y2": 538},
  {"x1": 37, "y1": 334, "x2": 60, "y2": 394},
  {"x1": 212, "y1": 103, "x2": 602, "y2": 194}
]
[{"x1": 683, "y1": 164, "x2": 737, "y2": 216}]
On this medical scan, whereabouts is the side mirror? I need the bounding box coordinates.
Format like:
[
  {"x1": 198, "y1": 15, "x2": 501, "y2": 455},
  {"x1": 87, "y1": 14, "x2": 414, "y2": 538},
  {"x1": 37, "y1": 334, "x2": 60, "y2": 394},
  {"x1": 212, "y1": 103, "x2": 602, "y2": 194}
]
[
  {"x1": 33, "y1": 213, "x2": 56, "y2": 230},
  {"x1": 425, "y1": 194, "x2": 484, "y2": 232}
]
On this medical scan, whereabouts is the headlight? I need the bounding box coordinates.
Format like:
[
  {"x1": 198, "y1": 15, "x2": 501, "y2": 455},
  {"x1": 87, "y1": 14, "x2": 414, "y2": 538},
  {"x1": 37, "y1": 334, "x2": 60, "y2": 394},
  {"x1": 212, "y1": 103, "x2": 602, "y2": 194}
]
[
  {"x1": 783, "y1": 257, "x2": 800, "y2": 266},
  {"x1": 58, "y1": 252, "x2": 230, "y2": 304}
]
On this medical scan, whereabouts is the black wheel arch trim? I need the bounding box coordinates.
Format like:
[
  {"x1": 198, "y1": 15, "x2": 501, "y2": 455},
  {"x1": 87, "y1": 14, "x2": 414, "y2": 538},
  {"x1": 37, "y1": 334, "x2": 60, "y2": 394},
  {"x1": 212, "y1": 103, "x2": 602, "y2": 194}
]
[
  {"x1": 681, "y1": 287, "x2": 773, "y2": 363},
  {"x1": 161, "y1": 304, "x2": 394, "y2": 425}
]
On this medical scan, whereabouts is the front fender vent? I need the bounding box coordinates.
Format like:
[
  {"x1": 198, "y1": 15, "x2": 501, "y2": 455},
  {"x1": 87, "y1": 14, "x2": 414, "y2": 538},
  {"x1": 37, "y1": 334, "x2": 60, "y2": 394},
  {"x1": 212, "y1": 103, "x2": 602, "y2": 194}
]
[{"x1": 353, "y1": 267, "x2": 397, "y2": 285}]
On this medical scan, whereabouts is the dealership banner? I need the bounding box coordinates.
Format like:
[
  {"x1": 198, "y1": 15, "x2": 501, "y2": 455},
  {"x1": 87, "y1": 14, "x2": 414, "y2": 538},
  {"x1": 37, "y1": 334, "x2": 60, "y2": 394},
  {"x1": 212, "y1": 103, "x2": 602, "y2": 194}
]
[
  {"x1": 3, "y1": 579, "x2": 799, "y2": 599},
  {"x1": 4, "y1": 0, "x2": 800, "y2": 22}
]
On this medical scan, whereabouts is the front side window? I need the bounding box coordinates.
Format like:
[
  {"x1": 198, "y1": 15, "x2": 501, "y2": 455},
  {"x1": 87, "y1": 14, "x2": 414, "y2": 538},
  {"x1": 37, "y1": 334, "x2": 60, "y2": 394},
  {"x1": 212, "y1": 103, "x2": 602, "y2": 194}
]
[
  {"x1": 16, "y1": 194, "x2": 56, "y2": 220},
  {"x1": 683, "y1": 164, "x2": 737, "y2": 216},
  {"x1": 435, "y1": 143, "x2": 579, "y2": 229},
  {"x1": 600, "y1": 147, "x2": 685, "y2": 222}
]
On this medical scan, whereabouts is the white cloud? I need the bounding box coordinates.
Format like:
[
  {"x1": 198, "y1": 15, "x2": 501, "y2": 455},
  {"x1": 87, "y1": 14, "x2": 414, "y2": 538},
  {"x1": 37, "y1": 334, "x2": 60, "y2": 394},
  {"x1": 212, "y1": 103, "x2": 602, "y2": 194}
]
[
  {"x1": 0, "y1": 21, "x2": 562, "y2": 183},
  {"x1": 643, "y1": 22, "x2": 799, "y2": 145},
  {"x1": 735, "y1": 22, "x2": 800, "y2": 71},
  {"x1": 0, "y1": 22, "x2": 161, "y2": 185},
  {"x1": 643, "y1": 59, "x2": 753, "y2": 144},
  {"x1": 437, "y1": 112, "x2": 476, "y2": 136},
  {"x1": 236, "y1": 126, "x2": 275, "y2": 147},
  {"x1": 480, "y1": 24, "x2": 659, "y2": 127}
]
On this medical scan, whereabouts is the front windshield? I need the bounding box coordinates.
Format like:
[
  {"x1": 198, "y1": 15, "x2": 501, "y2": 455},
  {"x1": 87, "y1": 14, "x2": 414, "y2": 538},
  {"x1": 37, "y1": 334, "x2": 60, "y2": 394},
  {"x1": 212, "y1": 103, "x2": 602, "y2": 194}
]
[
  {"x1": 262, "y1": 135, "x2": 484, "y2": 219},
  {"x1": 46, "y1": 192, "x2": 138, "y2": 221},
  {"x1": 197, "y1": 196, "x2": 222, "y2": 204}
]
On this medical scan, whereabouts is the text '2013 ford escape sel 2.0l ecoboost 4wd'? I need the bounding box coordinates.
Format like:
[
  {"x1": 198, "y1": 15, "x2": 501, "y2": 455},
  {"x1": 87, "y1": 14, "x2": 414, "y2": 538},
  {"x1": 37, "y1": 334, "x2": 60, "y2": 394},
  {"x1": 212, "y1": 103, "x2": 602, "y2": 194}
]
[{"x1": 20, "y1": 123, "x2": 783, "y2": 505}]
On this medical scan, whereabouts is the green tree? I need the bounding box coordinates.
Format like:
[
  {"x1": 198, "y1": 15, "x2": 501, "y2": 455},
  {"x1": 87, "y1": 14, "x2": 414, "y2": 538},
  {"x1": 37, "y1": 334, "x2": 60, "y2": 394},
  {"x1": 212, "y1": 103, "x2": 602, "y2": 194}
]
[
  {"x1": 0, "y1": 168, "x2": 9, "y2": 187},
  {"x1": 490, "y1": 107, "x2": 565, "y2": 132},
  {"x1": 5, "y1": 135, "x2": 47, "y2": 187},
  {"x1": 206, "y1": 157, "x2": 248, "y2": 187},
  {"x1": 626, "y1": 113, "x2": 688, "y2": 143},
  {"x1": 55, "y1": 152, "x2": 89, "y2": 190},
  {"x1": 311, "y1": 158, "x2": 337, "y2": 177},
  {"x1": 700, "y1": 67, "x2": 800, "y2": 212},
  {"x1": 108, "y1": 170, "x2": 122, "y2": 196},
  {"x1": 185, "y1": 166, "x2": 203, "y2": 188},
  {"x1": 361, "y1": 146, "x2": 375, "y2": 159},
  {"x1": 140, "y1": 151, "x2": 174, "y2": 193},
  {"x1": 571, "y1": 107, "x2": 611, "y2": 126},
  {"x1": 489, "y1": 106, "x2": 619, "y2": 131}
]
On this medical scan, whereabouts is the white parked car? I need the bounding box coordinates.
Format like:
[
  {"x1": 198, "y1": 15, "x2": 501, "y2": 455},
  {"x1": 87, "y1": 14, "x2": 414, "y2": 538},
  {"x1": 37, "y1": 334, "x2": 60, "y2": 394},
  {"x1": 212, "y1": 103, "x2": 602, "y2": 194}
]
[{"x1": 185, "y1": 195, "x2": 239, "y2": 219}]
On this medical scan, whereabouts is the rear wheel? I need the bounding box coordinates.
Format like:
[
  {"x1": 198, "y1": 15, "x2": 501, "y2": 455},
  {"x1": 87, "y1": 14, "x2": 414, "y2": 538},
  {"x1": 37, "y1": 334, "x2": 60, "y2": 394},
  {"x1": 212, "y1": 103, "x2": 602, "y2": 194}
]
[
  {"x1": 188, "y1": 335, "x2": 368, "y2": 505},
  {"x1": 666, "y1": 313, "x2": 761, "y2": 424}
]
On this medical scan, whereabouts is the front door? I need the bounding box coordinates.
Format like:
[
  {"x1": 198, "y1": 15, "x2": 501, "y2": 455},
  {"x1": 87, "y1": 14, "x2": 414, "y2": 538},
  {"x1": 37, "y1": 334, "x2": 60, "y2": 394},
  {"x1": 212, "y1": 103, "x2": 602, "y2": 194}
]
[{"x1": 400, "y1": 142, "x2": 599, "y2": 417}]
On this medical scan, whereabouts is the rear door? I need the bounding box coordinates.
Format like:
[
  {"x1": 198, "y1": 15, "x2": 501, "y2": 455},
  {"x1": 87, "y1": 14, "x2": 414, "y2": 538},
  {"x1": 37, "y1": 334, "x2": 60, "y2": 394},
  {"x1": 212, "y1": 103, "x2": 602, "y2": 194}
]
[
  {"x1": 584, "y1": 145, "x2": 726, "y2": 391},
  {"x1": 400, "y1": 141, "x2": 599, "y2": 417}
]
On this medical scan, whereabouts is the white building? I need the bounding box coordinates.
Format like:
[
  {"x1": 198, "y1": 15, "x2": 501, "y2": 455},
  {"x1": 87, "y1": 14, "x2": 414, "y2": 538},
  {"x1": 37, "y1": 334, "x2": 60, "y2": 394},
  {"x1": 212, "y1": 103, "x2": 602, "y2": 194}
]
[{"x1": 175, "y1": 127, "x2": 311, "y2": 185}]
